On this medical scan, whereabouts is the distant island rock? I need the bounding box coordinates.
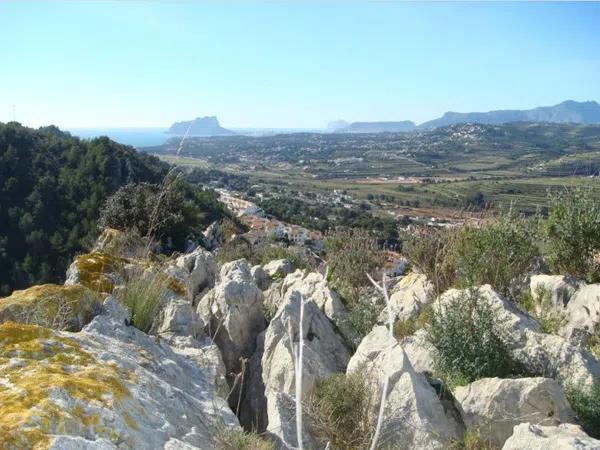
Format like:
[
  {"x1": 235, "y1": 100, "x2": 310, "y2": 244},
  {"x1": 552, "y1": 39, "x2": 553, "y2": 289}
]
[
  {"x1": 167, "y1": 116, "x2": 236, "y2": 137},
  {"x1": 418, "y1": 100, "x2": 600, "y2": 129},
  {"x1": 336, "y1": 120, "x2": 416, "y2": 133},
  {"x1": 327, "y1": 120, "x2": 350, "y2": 131}
]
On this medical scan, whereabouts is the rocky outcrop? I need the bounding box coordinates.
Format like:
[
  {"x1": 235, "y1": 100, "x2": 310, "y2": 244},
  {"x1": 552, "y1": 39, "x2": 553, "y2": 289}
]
[
  {"x1": 197, "y1": 260, "x2": 266, "y2": 374},
  {"x1": 0, "y1": 283, "x2": 103, "y2": 331},
  {"x1": 562, "y1": 283, "x2": 600, "y2": 344},
  {"x1": 502, "y1": 423, "x2": 600, "y2": 449},
  {"x1": 530, "y1": 274, "x2": 582, "y2": 310},
  {"x1": 401, "y1": 329, "x2": 435, "y2": 374},
  {"x1": 263, "y1": 259, "x2": 294, "y2": 279},
  {"x1": 380, "y1": 272, "x2": 433, "y2": 324},
  {"x1": 168, "y1": 247, "x2": 218, "y2": 303},
  {"x1": 454, "y1": 377, "x2": 576, "y2": 448},
  {"x1": 65, "y1": 251, "x2": 127, "y2": 293},
  {"x1": 347, "y1": 326, "x2": 459, "y2": 449},
  {"x1": 202, "y1": 221, "x2": 222, "y2": 251},
  {"x1": 252, "y1": 265, "x2": 272, "y2": 291},
  {"x1": 0, "y1": 297, "x2": 238, "y2": 449},
  {"x1": 261, "y1": 286, "x2": 351, "y2": 448},
  {"x1": 440, "y1": 285, "x2": 600, "y2": 388}
]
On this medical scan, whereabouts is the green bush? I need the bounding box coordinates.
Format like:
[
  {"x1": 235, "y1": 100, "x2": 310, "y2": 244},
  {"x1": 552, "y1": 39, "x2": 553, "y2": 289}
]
[
  {"x1": 118, "y1": 271, "x2": 168, "y2": 333},
  {"x1": 341, "y1": 295, "x2": 382, "y2": 348},
  {"x1": 307, "y1": 372, "x2": 374, "y2": 450},
  {"x1": 449, "y1": 213, "x2": 539, "y2": 296},
  {"x1": 325, "y1": 228, "x2": 386, "y2": 304},
  {"x1": 518, "y1": 286, "x2": 566, "y2": 334},
  {"x1": 426, "y1": 289, "x2": 518, "y2": 387},
  {"x1": 542, "y1": 188, "x2": 600, "y2": 282},
  {"x1": 393, "y1": 305, "x2": 433, "y2": 339},
  {"x1": 449, "y1": 429, "x2": 495, "y2": 450},
  {"x1": 565, "y1": 380, "x2": 600, "y2": 438},
  {"x1": 216, "y1": 239, "x2": 314, "y2": 272}
]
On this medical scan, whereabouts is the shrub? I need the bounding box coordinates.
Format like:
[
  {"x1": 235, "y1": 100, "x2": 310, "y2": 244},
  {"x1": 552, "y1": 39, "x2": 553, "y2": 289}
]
[
  {"x1": 341, "y1": 295, "x2": 383, "y2": 348},
  {"x1": 216, "y1": 240, "x2": 315, "y2": 272},
  {"x1": 518, "y1": 286, "x2": 566, "y2": 335},
  {"x1": 584, "y1": 323, "x2": 600, "y2": 360},
  {"x1": 325, "y1": 228, "x2": 386, "y2": 304},
  {"x1": 393, "y1": 305, "x2": 433, "y2": 339},
  {"x1": 449, "y1": 212, "x2": 539, "y2": 297},
  {"x1": 118, "y1": 271, "x2": 168, "y2": 333},
  {"x1": 426, "y1": 289, "x2": 518, "y2": 387},
  {"x1": 542, "y1": 188, "x2": 600, "y2": 282},
  {"x1": 215, "y1": 428, "x2": 272, "y2": 450},
  {"x1": 565, "y1": 380, "x2": 600, "y2": 438},
  {"x1": 402, "y1": 228, "x2": 456, "y2": 297},
  {"x1": 99, "y1": 173, "x2": 220, "y2": 250},
  {"x1": 307, "y1": 372, "x2": 374, "y2": 450}
]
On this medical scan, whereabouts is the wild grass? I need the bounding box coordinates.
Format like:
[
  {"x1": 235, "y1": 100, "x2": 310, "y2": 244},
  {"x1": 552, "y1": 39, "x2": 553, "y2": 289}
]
[
  {"x1": 118, "y1": 271, "x2": 169, "y2": 333},
  {"x1": 215, "y1": 427, "x2": 273, "y2": 450}
]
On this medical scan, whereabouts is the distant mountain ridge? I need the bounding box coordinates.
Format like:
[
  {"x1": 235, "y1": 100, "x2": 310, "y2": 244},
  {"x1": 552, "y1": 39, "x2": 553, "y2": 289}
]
[
  {"x1": 167, "y1": 116, "x2": 235, "y2": 137},
  {"x1": 333, "y1": 100, "x2": 600, "y2": 134}
]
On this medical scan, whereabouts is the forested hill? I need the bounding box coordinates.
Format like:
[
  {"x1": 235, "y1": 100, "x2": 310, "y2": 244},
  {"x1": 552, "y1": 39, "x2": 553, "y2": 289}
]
[{"x1": 0, "y1": 122, "x2": 170, "y2": 295}]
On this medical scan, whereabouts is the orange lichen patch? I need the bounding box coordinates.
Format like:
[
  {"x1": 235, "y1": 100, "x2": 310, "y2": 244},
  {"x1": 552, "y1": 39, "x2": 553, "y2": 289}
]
[
  {"x1": 166, "y1": 276, "x2": 187, "y2": 296},
  {"x1": 73, "y1": 251, "x2": 128, "y2": 293},
  {"x1": 0, "y1": 284, "x2": 103, "y2": 331},
  {"x1": 0, "y1": 322, "x2": 129, "y2": 449}
]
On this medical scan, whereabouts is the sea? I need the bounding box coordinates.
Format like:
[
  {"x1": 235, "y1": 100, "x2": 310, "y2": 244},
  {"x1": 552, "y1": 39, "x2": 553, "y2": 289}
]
[{"x1": 67, "y1": 128, "x2": 169, "y2": 148}]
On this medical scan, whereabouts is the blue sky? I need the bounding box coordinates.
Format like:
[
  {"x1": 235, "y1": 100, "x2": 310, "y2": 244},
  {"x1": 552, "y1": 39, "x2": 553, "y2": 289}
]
[{"x1": 1, "y1": 2, "x2": 599, "y2": 128}]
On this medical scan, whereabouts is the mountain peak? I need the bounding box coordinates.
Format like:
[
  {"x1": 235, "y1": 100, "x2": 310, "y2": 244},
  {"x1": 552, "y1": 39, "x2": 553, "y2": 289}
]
[{"x1": 167, "y1": 116, "x2": 235, "y2": 137}]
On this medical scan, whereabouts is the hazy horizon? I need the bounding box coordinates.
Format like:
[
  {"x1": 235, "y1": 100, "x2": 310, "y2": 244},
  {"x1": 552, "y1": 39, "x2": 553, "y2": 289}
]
[{"x1": 1, "y1": 2, "x2": 599, "y2": 129}]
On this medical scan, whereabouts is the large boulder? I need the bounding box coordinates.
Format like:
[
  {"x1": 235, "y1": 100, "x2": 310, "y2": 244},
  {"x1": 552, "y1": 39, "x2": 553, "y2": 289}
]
[
  {"x1": 263, "y1": 259, "x2": 294, "y2": 279},
  {"x1": 562, "y1": 283, "x2": 600, "y2": 344},
  {"x1": 65, "y1": 251, "x2": 127, "y2": 293},
  {"x1": 454, "y1": 377, "x2": 576, "y2": 448},
  {"x1": 261, "y1": 287, "x2": 351, "y2": 448},
  {"x1": 152, "y1": 298, "x2": 204, "y2": 338},
  {"x1": 169, "y1": 247, "x2": 218, "y2": 303},
  {"x1": 380, "y1": 272, "x2": 433, "y2": 324},
  {"x1": 530, "y1": 275, "x2": 582, "y2": 310},
  {"x1": 347, "y1": 326, "x2": 459, "y2": 449},
  {"x1": 502, "y1": 423, "x2": 600, "y2": 450},
  {"x1": 252, "y1": 265, "x2": 272, "y2": 291},
  {"x1": 197, "y1": 260, "x2": 266, "y2": 374},
  {"x1": 440, "y1": 285, "x2": 600, "y2": 388},
  {"x1": 0, "y1": 283, "x2": 103, "y2": 331},
  {"x1": 400, "y1": 329, "x2": 435, "y2": 375},
  {"x1": 0, "y1": 296, "x2": 239, "y2": 449}
]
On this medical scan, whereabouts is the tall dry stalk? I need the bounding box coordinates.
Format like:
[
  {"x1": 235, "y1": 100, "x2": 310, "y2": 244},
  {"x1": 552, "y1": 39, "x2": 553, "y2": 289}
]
[{"x1": 366, "y1": 272, "x2": 393, "y2": 450}]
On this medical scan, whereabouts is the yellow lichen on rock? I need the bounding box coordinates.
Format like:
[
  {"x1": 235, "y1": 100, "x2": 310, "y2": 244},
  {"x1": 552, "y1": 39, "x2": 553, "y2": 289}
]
[
  {"x1": 0, "y1": 322, "x2": 129, "y2": 450},
  {"x1": 0, "y1": 284, "x2": 103, "y2": 331},
  {"x1": 73, "y1": 251, "x2": 127, "y2": 293}
]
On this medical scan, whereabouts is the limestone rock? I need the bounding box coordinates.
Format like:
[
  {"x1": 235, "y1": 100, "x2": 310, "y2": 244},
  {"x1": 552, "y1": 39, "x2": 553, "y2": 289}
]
[
  {"x1": 502, "y1": 423, "x2": 600, "y2": 450},
  {"x1": 0, "y1": 296, "x2": 239, "y2": 449},
  {"x1": 197, "y1": 259, "x2": 266, "y2": 373},
  {"x1": 202, "y1": 221, "x2": 222, "y2": 251},
  {"x1": 153, "y1": 298, "x2": 204, "y2": 338},
  {"x1": 0, "y1": 283, "x2": 103, "y2": 331},
  {"x1": 562, "y1": 283, "x2": 600, "y2": 343},
  {"x1": 347, "y1": 326, "x2": 459, "y2": 449},
  {"x1": 252, "y1": 265, "x2": 272, "y2": 291},
  {"x1": 530, "y1": 274, "x2": 582, "y2": 309},
  {"x1": 439, "y1": 285, "x2": 600, "y2": 388},
  {"x1": 261, "y1": 289, "x2": 351, "y2": 447},
  {"x1": 401, "y1": 328, "x2": 435, "y2": 375},
  {"x1": 65, "y1": 251, "x2": 127, "y2": 293},
  {"x1": 379, "y1": 272, "x2": 433, "y2": 324},
  {"x1": 263, "y1": 259, "x2": 294, "y2": 279},
  {"x1": 170, "y1": 247, "x2": 218, "y2": 302},
  {"x1": 454, "y1": 377, "x2": 576, "y2": 448}
]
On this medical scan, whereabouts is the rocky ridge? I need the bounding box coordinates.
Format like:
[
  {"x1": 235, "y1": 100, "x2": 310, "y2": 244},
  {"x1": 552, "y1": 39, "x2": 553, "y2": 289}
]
[{"x1": 1, "y1": 228, "x2": 599, "y2": 449}]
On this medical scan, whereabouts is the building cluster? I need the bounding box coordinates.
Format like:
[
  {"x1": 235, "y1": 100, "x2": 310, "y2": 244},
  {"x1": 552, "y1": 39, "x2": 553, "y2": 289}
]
[{"x1": 218, "y1": 189, "x2": 324, "y2": 249}]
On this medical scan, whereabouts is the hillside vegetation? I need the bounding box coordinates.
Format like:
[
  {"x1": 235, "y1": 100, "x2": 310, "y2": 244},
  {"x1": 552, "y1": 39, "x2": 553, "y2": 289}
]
[{"x1": 0, "y1": 123, "x2": 224, "y2": 295}]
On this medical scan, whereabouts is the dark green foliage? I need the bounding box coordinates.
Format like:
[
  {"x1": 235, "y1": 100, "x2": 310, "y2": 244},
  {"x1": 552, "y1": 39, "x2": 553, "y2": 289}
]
[
  {"x1": 99, "y1": 173, "x2": 224, "y2": 250},
  {"x1": 216, "y1": 239, "x2": 315, "y2": 271},
  {"x1": 259, "y1": 196, "x2": 399, "y2": 245},
  {"x1": 0, "y1": 123, "x2": 167, "y2": 295},
  {"x1": 566, "y1": 381, "x2": 600, "y2": 438},
  {"x1": 450, "y1": 213, "x2": 539, "y2": 296},
  {"x1": 426, "y1": 289, "x2": 518, "y2": 387},
  {"x1": 542, "y1": 188, "x2": 600, "y2": 282},
  {"x1": 341, "y1": 296, "x2": 382, "y2": 348}
]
